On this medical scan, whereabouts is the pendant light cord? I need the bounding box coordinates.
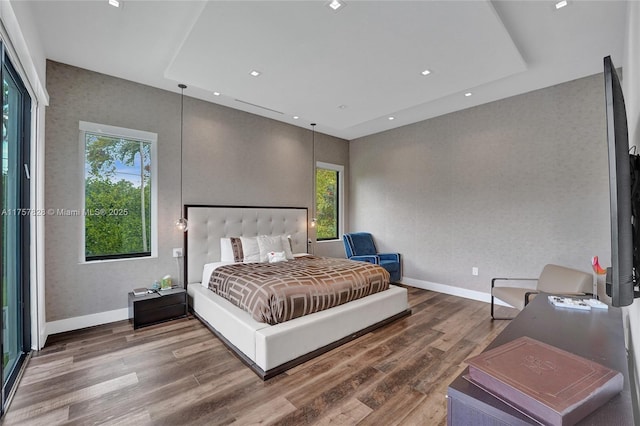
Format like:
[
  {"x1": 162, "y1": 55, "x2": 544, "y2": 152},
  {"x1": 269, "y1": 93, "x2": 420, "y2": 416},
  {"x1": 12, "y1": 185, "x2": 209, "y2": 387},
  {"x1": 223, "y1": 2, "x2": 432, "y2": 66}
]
[
  {"x1": 179, "y1": 84, "x2": 186, "y2": 218},
  {"x1": 178, "y1": 84, "x2": 188, "y2": 314},
  {"x1": 311, "y1": 123, "x2": 316, "y2": 220},
  {"x1": 311, "y1": 123, "x2": 316, "y2": 254}
]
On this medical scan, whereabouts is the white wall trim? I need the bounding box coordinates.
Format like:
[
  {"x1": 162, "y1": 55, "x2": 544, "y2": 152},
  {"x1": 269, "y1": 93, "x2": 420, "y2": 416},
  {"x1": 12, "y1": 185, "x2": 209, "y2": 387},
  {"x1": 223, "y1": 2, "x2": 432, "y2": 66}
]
[
  {"x1": 32, "y1": 101, "x2": 46, "y2": 350},
  {"x1": 400, "y1": 277, "x2": 511, "y2": 307},
  {"x1": 1, "y1": 0, "x2": 49, "y2": 351},
  {"x1": 46, "y1": 308, "x2": 129, "y2": 336},
  {"x1": 43, "y1": 280, "x2": 503, "y2": 338}
]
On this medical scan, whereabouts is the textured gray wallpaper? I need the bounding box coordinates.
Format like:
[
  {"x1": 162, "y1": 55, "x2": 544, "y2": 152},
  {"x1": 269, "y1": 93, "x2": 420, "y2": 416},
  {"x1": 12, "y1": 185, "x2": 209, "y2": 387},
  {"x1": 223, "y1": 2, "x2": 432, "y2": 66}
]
[
  {"x1": 45, "y1": 61, "x2": 348, "y2": 322},
  {"x1": 350, "y1": 73, "x2": 610, "y2": 294},
  {"x1": 45, "y1": 60, "x2": 607, "y2": 321}
]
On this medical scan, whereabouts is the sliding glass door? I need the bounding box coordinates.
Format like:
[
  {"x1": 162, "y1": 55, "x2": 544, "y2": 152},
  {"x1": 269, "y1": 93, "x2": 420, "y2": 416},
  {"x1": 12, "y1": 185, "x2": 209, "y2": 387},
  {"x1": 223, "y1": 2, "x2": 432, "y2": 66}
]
[{"x1": 1, "y1": 48, "x2": 31, "y2": 414}]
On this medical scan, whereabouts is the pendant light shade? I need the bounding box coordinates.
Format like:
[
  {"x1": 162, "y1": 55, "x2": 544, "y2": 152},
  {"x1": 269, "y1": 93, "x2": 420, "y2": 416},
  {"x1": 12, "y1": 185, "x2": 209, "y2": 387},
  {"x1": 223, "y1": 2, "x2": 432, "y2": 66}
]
[
  {"x1": 175, "y1": 217, "x2": 188, "y2": 232},
  {"x1": 176, "y1": 83, "x2": 188, "y2": 232}
]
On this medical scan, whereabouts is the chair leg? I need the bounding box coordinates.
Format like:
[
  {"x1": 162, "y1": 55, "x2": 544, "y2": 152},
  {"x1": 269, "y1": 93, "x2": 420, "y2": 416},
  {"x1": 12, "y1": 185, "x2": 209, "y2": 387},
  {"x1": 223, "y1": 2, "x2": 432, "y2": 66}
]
[
  {"x1": 491, "y1": 295, "x2": 516, "y2": 320},
  {"x1": 491, "y1": 295, "x2": 494, "y2": 319}
]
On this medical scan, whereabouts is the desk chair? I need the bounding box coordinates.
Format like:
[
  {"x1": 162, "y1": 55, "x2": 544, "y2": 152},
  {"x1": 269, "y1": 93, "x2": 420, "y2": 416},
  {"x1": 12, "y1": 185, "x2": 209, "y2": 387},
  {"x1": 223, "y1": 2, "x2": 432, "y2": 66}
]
[{"x1": 491, "y1": 264, "x2": 592, "y2": 320}]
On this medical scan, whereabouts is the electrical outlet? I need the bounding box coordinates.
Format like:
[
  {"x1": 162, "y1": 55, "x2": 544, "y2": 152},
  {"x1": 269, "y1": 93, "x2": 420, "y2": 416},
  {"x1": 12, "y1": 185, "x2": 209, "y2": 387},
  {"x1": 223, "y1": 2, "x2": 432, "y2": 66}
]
[
  {"x1": 173, "y1": 248, "x2": 183, "y2": 258},
  {"x1": 472, "y1": 267, "x2": 479, "y2": 276}
]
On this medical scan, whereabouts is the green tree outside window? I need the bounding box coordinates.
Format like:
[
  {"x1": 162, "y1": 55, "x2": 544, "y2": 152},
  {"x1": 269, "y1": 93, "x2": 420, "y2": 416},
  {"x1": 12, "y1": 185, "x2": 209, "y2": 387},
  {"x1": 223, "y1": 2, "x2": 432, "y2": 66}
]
[
  {"x1": 316, "y1": 168, "x2": 339, "y2": 240},
  {"x1": 84, "y1": 133, "x2": 152, "y2": 260}
]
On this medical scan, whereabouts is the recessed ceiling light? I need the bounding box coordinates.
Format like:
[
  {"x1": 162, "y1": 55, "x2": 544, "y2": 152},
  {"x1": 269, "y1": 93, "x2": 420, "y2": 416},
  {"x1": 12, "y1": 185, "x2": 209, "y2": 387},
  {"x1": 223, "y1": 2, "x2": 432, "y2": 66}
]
[
  {"x1": 555, "y1": 0, "x2": 568, "y2": 9},
  {"x1": 388, "y1": 116, "x2": 395, "y2": 121},
  {"x1": 108, "y1": 0, "x2": 120, "y2": 7},
  {"x1": 250, "y1": 70, "x2": 261, "y2": 77},
  {"x1": 327, "y1": 0, "x2": 346, "y2": 11},
  {"x1": 293, "y1": 116, "x2": 299, "y2": 120},
  {"x1": 464, "y1": 92, "x2": 473, "y2": 97},
  {"x1": 213, "y1": 92, "x2": 221, "y2": 96},
  {"x1": 421, "y1": 69, "x2": 431, "y2": 76}
]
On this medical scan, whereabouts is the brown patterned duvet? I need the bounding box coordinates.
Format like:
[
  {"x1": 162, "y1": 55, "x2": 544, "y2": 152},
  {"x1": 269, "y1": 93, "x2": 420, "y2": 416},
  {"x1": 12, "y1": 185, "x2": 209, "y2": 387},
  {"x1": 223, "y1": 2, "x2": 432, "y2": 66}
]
[{"x1": 207, "y1": 256, "x2": 390, "y2": 324}]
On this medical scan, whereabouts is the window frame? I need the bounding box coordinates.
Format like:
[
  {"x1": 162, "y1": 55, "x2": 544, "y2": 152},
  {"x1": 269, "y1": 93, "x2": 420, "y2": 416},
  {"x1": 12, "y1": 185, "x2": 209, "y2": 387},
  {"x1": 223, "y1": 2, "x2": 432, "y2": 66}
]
[
  {"x1": 0, "y1": 46, "x2": 32, "y2": 414},
  {"x1": 79, "y1": 121, "x2": 158, "y2": 263},
  {"x1": 315, "y1": 161, "x2": 344, "y2": 242}
]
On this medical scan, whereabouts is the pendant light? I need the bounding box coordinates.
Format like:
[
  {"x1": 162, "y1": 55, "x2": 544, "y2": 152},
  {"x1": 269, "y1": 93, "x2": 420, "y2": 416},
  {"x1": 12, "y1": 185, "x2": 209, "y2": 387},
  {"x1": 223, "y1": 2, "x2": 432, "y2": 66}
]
[
  {"x1": 309, "y1": 123, "x2": 317, "y2": 255},
  {"x1": 175, "y1": 84, "x2": 188, "y2": 232}
]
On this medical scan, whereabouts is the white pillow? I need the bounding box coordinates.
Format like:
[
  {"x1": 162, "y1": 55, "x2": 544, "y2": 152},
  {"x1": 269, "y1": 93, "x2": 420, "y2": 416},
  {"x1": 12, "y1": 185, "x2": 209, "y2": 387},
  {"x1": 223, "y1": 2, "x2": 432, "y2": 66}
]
[
  {"x1": 281, "y1": 235, "x2": 294, "y2": 260},
  {"x1": 220, "y1": 238, "x2": 233, "y2": 262},
  {"x1": 257, "y1": 235, "x2": 284, "y2": 262},
  {"x1": 202, "y1": 262, "x2": 218, "y2": 288},
  {"x1": 240, "y1": 236, "x2": 260, "y2": 263},
  {"x1": 220, "y1": 237, "x2": 244, "y2": 262},
  {"x1": 268, "y1": 251, "x2": 287, "y2": 263},
  {"x1": 201, "y1": 261, "x2": 235, "y2": 288}
]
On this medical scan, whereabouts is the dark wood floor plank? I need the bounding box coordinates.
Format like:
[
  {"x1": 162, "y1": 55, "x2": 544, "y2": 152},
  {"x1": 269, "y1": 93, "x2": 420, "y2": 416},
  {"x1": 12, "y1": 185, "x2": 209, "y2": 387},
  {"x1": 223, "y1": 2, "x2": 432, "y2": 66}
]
[
  {"x1": 9, "y1": 357, "x2": 131, "y2": 410},
  {"x1": 2, "y1": 288, "x2": 508, "y2": 425},
  {"x1": 71, "y1": 325, "x2": 210, "y2": 363},
  {"x1": 310, "y1": 397, "x2": 373, "y2": 425},
  {"x1": 16, "y1": 355, "x2": 74, "y2": 386},
  {"x1": 274, "y1": 366, "x2": 382, "y2": 425},
  {"x1": 3, "y1": 372, "x2": 138, "y2": 424},
  {"x1": 66, "y1": 374, "x2": 198, "y2": 423},
  {"x1": 145, "y1": 369, "x2": 254, "y2": 424},
  {"x1": 358, "y1": 386, "x2": 427, "y2": 426},
  {"x1": 355, "y1": 345, "x2": 443, "y2": 411}
]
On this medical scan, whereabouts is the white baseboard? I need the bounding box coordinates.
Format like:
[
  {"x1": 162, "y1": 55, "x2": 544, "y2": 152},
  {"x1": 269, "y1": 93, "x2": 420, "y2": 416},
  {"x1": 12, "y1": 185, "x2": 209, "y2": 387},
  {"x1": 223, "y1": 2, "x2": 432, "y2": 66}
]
[
  {"x1": 45, "y1": 307, "x2": 129, "y2": 336},
  {"x1": 36, "y1": 329, "x2": 47, "y2": 351},
  {"x1": 42, "y1": 279, "x2": 505, "y2": 339},
  {"x1": 400, "y1": 277, "x2": 511, "y2": 307}
]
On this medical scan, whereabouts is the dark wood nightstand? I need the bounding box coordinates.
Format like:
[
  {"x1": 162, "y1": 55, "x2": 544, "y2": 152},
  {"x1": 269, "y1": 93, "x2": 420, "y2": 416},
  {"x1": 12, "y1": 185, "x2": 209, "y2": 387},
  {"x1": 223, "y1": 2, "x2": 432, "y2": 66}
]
[{"x1": 128, "y1": 288, "x2": 187, "y2": 329}]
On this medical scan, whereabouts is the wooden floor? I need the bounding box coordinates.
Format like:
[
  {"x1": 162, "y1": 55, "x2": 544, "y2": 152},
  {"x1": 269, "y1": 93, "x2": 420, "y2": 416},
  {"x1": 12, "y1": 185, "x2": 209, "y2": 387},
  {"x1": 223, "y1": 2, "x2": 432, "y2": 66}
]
[{"x1": 2, "y1": 287, "x2": 512, "y2": 425}]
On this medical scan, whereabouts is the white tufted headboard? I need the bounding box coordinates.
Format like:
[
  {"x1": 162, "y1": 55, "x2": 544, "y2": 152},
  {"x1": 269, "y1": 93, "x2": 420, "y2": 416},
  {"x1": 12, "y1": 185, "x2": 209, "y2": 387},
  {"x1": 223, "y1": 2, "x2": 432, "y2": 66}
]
[{"x1": 185, "y1": 205, "x2": 308, "y2": 284}]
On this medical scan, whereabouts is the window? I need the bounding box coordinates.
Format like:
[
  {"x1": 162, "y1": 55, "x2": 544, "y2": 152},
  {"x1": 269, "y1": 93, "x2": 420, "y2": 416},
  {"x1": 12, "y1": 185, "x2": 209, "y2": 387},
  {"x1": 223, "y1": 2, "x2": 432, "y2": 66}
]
[
  {"x1": 315, "y1": 162, "x2": 344, "y2": 241},
  {"x1": 80, "y1": 121, "x2": 157, "y2": 261}
]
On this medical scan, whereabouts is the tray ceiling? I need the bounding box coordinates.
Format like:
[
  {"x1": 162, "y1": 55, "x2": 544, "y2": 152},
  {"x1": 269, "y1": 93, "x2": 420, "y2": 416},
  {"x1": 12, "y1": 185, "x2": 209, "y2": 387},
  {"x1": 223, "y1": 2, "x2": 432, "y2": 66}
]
[{"x1": 22, "y1": 0, "x2": 627, "y2": 139}]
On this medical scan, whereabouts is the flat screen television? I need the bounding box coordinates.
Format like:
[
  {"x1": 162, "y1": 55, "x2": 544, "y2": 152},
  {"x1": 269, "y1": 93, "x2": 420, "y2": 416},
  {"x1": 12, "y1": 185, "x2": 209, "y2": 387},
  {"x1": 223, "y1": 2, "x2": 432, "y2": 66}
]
[{"x1": 604, "y1": 55, "x2": 640, "y2": 307}]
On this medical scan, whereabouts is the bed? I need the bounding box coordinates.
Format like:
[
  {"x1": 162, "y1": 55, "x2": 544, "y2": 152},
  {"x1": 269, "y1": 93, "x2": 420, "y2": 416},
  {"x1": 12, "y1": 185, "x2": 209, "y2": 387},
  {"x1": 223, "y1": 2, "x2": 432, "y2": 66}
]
[{"x1": 184, "y1": 205, "x2": 411, "y2": 379}]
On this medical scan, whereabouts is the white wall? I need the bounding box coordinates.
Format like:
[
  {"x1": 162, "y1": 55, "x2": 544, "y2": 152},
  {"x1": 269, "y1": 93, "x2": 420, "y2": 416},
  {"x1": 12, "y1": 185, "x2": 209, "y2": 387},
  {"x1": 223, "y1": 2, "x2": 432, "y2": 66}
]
[
  {"x1": 44, "y1": 61, "x2": 349, "y2": 335},
  {"x1": 0, "y1": 0, "x2": 352, "y2": 342},
  {"x1": 350, "y1": 73, "x2": 610, "y2": 301}
]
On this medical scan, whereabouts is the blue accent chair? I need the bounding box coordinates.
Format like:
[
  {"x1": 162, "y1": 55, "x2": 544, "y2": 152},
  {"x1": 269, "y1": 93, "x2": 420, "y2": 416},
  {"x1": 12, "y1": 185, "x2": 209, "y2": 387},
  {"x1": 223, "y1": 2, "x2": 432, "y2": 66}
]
[{"x1": 343, "y1": 232, "x2": 401, "y2": 282}]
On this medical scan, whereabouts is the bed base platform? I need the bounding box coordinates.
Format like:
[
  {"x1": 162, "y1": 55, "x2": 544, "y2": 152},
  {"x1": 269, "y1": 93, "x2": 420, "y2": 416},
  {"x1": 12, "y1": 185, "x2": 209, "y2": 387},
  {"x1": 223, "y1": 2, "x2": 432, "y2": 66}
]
[
  {"x1": 184, "y1": 205, "x2": 411, "y2": 380},
  {"x1": 188, "y1": 283, "x2": 410, "y2": 380}
]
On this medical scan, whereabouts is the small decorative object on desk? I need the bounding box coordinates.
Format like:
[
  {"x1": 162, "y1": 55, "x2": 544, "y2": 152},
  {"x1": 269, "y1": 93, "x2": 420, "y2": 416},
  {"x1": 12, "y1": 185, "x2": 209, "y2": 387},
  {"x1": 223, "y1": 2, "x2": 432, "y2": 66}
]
[
  {"x1": 592, "y1": 256, "x2": 608, "y2": 298},
  {"x1": 161, "y1": 275, "x2": 172, "y2": 290},
  {"x1": 133, "y1": 287, "x2": 149, "y2": 297},
  {"x1": 591, "y1": 256, "x2": 607, "y2": 275}
]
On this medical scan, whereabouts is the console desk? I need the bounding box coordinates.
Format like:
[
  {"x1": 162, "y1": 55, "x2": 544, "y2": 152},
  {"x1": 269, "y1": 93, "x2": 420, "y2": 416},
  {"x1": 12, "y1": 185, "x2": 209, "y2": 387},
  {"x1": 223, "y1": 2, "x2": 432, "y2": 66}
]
[{"x1": 447, "y1": 294, "x2": 634, "y2": 425}]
